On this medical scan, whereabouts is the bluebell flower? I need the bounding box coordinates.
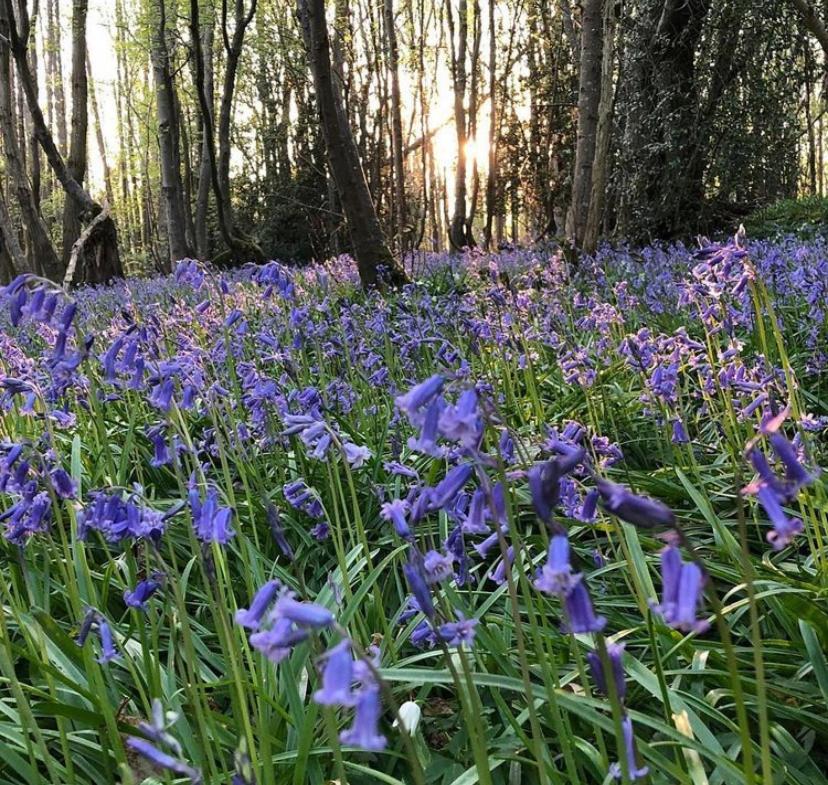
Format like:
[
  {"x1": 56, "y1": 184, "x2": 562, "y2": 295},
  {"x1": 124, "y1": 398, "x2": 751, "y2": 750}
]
[
  {"x1": 49, "y1": 468, "x2": 77, "y2": 499},
  {"x1": 587, "y1": 643, "x2": 626, "y2": 700},
  {"x1": 403, "y1": 559, "x2": 435, "y2": 618},
  {"x1": 562, "y1": 579, "x2": 607, "y2": 633},
  {"x1": 427, "y1": 463, "x2": 473, "y2": 511},
  {"x1": 651, "y1": 546, "x2": 709, "y2": 633},
  {"x1": 126, "y1": 738, "x2": 203, "y2": 783},
  {"x1": 343, "y1": 442, "x2": 372, "y2": 468},
  {"x1": 755, "y1": 484, "x2": 803, "y2": 551},
  {"x1": 381, "y1": 498, "x2": 412, "y2": 539},
  {"x1": 266, "y1": 504, "x2": 294, "y2": 560},
  {"x1": 407, "y1": 397, "x2": 445, "y2": 456},
  {"x1": 124, "y1": 577, "x2": 163, "y2": 611},
  {"x1": 534, "y1": 535, "x2": 576, "y2": 595},
  {"x1": 273, "y1": 596, "x2": 334, "y2": 628},
  {"x1": 190, "y1": 487, "x2": 235, "y2": 545},
  {"x1": 436, "y1": 614, "x2": 478, "y2": 647},
  {"x1": 248, "y1": 616, "x2": 309, "y2": 663},
  {"x1": 462, "y1": 488, "x2": 490, "y2": 534},
  {"x1": 528, "y1": 460, "x2": 562, "y2": 523},
  {"x1": 768, "y1": 432, "x2": 815, "y2": 495},
  {"x1": 340, "y1": 686, "x2": 387, "y2": 751},
  {"x1": 395, "y1": 374, "x2": 444, "y2": 422},
  {"x1": 422, "y1": 549, "x2": 455, "y2": 584},
  {"x1": 94, "y1": 617, "x2": 119, "y2": 664},
  {"x1": 671, "y1": 418, "x2": 689, "y2": 444},
  {"x1": 313, "y1": 639, "x2": 356, "y2": 706},
  {"x1": 438, "y1": 388, "x2": 483, "y2": 447},
  {"x1": 610, "y1": 716, "x2": 649, "y2": 782},
  {"x1": 235, "y1": 580, "x2": 282, "y2": 629},
  {"x1": 596, "y1": 479, "x2": 676, "y2": 529}
]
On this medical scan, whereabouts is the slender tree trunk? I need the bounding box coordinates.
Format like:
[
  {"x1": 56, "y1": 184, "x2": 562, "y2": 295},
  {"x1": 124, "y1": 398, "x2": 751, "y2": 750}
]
[
  {"x1": 60, "y1": 0, "x2": 88, "y2": 267},
  {"x1": 0, "y1": 4, "x2": 60, "y2": 278},
  {"x1": 150, "y1": 0, "x2": 193, "y2": 268},
  {"x1": 446, "y1": 0, "x2": 469, "y2": 249},
  {"x1": 297, "y1": 0, "x2": 408, "y2": 288},
  {"x1": 0, "y1": 187, "x2": 26, "y2": 277},
  {"x1": 568, "y1": 0, "x2": 602, "y2": 248},
  {"x1": 3, "y1": 0, "x2": 122, "y2": 284},
  {"x1": 86, "y1": 51, "x2": 114, "y2": 206},
  {"x1": 384, "y1": 0, "x2": 407, "y2": 251},
  {"x1": 194, "y1": 3, "x2": 214, "y2": 259},
  {"x1": 189, "y1": 0, "x2": 263, "y2": 261},
  {"x1": 583, "y1": 0, "x2": 616, "y2": 254},
  {"x1": 483, "y1": 0, "x2": 497, "y2": 248},
  {"x1": 49, "y1": 0, "x2": 67, "y2": 154}
]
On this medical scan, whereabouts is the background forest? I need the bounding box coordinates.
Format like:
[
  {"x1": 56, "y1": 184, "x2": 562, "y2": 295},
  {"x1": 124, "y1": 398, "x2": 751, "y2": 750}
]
[{"x1": 0, "y1": 0, "x2": 827, "y2": 284}]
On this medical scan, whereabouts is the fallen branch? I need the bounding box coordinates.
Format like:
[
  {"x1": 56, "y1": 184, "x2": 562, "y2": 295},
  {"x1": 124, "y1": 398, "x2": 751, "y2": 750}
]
[{"x1": 64, "y1": 204, "x2": 110, "y2": 289}]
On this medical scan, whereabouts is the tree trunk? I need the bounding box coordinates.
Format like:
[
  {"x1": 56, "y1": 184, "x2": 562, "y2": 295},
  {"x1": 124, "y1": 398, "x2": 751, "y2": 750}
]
[
  {"x1": 4, "y1": 0, "x2": 122, "y2": 284},
  {"x1": 583, "y1": 0, "x2": 616, "y2": 254},
  {"x1": 60, "y1": 0, "x2": 88, "y2": 268},
  {"x1": 447, "y1": 0, "x2": 469, "y2": 249},
  {"x1": 194, "y1": 3, "x2": 214, "y2": 259},
  {"x1": 483, "y1": 0, "x2": 497, "y2": 249},
  {"x1": 49, "y1": 0, "x2": 67, "y2": 154},
  {"x1": 297, "y1": 0, "x2": 408, "y2": 288},
  {"x1": 189, "y1": 0, "x2": 263, "y2": 262},
  {"x1": 86, "y1": 51, "x2": 114, "y2": 207},
  {"x1": 0, "y1": 3, "x2": 60, "y2": 278},
  {"x1": 568, "y1": 0, "x2": 602, "y2": 248},
  {"x1": 384, "y1": 0, "x2": 407, "y2": 251},
  {"x1": 150, "y1": 0, "x2": 193, "y2": 268}
]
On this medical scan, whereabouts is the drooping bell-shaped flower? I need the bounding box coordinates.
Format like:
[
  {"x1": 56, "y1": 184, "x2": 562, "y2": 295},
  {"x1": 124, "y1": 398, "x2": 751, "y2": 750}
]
[
  {"x1": 235, "y1": 580, "x2": 282, "y2": 629},
  {"x1": 587, "y1": 643, "x2": 626, "y2": 700},
  {"x1": 596, "y1": 479, "x2": 676, "y2": 529},
  {"x1": 650, "y1": 546, "x2": 709, "y2": 633},
  {"x1": 562, "y1": 578, "x2": 607, "y2": 634},
  {"x1": 313, "y1": 639, "x2": 356, "y2": 706},
  {"x1": 534, "y1": 535, "x2": 577, "y2": 595},
  {"x1": 610, "y1": 715, "x2": 649, "y2": 782},
  {"x1": 339, "y1": 686, "x2": 387, "y2": 751}
]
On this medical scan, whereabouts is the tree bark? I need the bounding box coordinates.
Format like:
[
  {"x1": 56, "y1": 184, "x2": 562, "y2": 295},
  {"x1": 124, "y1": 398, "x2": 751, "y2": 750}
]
[
  {"x1": 60, "y1": 0, "x2": 88, "y2": 268},
  {"x1": 150, "y1": 0, "x2": 194, "y2": 268},
  {"x1": 0, "y1": 2, "x2": 60, "y2": 278},
  {"x1": 189, "y1": 0, "x2": 263, "y2": 262},
  {"x1": 446, "y1": 0, "x2": 469, "y2": 249},
  {"x1": 568, "y1": 0, "x2": 603, "y2": 248},
  {"x1": 194, "y1": 2, "x2": 214, "y2": 259},
  {"x1": 297, "y1": 0, "x2": 408, "y2": 288},
  {"x1": 583, "y1": 0, "x2": 616, "y2": 254},
  {"x1": 383, "y1": 0, "x2": 407, "y2": 251},
  {"x1": 3, "y1": 0, "x2": 122, "y2": 284},
  {"x1": 86, "y1": 51, "x2": 114, "y2": 207}
]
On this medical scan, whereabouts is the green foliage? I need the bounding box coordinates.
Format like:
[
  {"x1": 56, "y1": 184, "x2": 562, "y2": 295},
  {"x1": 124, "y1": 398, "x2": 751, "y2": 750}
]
[{"x1": 744, "y1": 196, "x2": 828, "y2": 239}]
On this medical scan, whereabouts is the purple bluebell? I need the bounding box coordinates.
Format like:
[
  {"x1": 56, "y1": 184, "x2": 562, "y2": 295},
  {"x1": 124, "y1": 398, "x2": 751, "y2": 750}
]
[
  {"x1": 422, "y1": 549, "x2": 455, "y2": 584},
  {"x1": 190, "y1": 487, "x2": 235, "y2": 545},
  {"x1": 596, "y1": 479, "x2": 676, "y2": 529},
  {"x1": 587, "y1": 643, "x2": 626, "y2": 700},
  {"x1": 381, "y1": 498, "x2": 412, "y2": 539},
  {"x1": 407, "y1": 397, "x2": 445, "y2": 456},
  {"x1": 49, "y1": 468, "x2": 77, "y2": 499},
  {"x1": 340, "y1": 686, "x2": 387, "y2": 751},
  {"x1": 313, "y1": 639, "x2": 356, "y2": 706},
  {"x1": 96, "y1": 616, "x2": 119, "y2": 664},
  {"x1": 534, "y1": 535, "x2": 576, "y2": 595},
  {"x1": 438, "y1": 388, "x2": 483, "y2": 447},
  {"x1": 126, "y1": 738, "x2": 203, "y2": 784},
  {"x1": 436, "y1": 614, "x2": 478, "y2": 647},
  {"x1": 248, "y1": 616, "x2": 310, "y2": 663},
  {"x1": 610, "y1": 716, "x2": 649, "y2": 782},
  {"x1": 395, "y1": 374, "x2": 444, "y2": 422},
  {"x1": 403, "y1": 559, "x2": 435, "y2": 618},
  {"x1": 562, "y1": 579, "x2": 607, "y2": 633},
  {"x1": 266, "y1": 504, "x2": 294, "y2": 560},
  {"x1": 528, "y1": 460, "x2": 562, "y2": 523},
  {"x1": 651, "y1": 546, "x2": 709, "y2": 633},
  {"x1": 343, "y1": 442, "x2": 372, "y2": 468},
  {"x1": 755, "y1": 484, "x2": 803, "y2": 551},
  {"x1": 427, "y1": 463, "x2": 473, "y2": 511},
  {"x1": 235, "y1": 580, "x2": 283, "y2": 629},
  {"x1": 462, "y1": 488, "x2": 490, "y2": 534},
  {"x1": 768, "y1": 433, "x2": 815, "y2": 494},
  {"x1": 274, "y1": 596, "x2": 334, "y2": 628},
  {"x1": 124, "y1": 577, "x2": 163, "y2": 611}
]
